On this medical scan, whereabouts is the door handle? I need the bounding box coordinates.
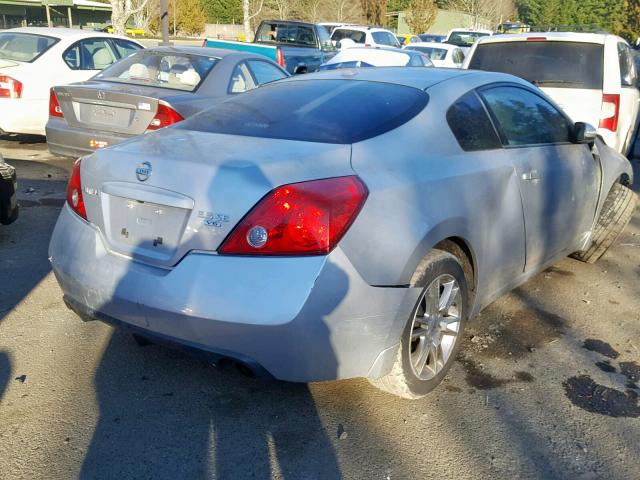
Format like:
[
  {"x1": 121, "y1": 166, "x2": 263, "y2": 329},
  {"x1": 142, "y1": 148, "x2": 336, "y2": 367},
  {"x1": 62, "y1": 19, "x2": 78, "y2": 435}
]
[{"x1": 522, "y1": 170, "x2": 541, "y2": 181}]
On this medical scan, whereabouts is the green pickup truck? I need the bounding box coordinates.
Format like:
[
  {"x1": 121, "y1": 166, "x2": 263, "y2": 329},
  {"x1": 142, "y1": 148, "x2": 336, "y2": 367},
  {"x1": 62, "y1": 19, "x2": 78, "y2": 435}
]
[{"x1": 204, "y1": 20, "x2": 337, "y2": 75}]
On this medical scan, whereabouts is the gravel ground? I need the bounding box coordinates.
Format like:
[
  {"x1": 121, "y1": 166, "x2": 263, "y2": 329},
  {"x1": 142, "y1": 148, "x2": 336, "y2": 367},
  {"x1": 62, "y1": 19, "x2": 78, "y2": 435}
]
[{"x1": 0, "y1": 134, "x2": 639, "y2": 480}]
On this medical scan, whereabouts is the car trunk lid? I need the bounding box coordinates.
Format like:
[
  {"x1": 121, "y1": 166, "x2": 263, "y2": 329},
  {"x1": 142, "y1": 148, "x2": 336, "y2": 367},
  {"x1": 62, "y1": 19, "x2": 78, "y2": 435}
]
[
  {"x1": 79, "y1": 128, "x2": 354, "y2": 267},
  {"x1": 54, "y1": 82, "x2": 187, "y2": 135}
]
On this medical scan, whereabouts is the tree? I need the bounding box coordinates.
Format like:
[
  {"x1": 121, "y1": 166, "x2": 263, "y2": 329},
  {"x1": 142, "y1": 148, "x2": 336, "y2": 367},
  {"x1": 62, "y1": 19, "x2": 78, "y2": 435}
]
[
  {"x1": 243, "y1": 0, "x2": 264, "y2": 39},
  {"x1": 361, "y1": 0, "x2": 387, "y2": 26},
  {"x1": 447, "y1": 0, "x2": 516, "y2": 27},
  {"x1": 328, "y1": 0, "x2": 364, "y2": 22},
  {"x1": 202, "y1": 0, "x2": 242, "y2": 23},
  {"x1": 109, "y1": 0, "x2": 151, "y2": 35},
  {"x1": 176, "y1": 0, "x2": 206, "y2": 34},
  {"x1": 405, "y1": 0, "x2": 438, "y2": 33}
]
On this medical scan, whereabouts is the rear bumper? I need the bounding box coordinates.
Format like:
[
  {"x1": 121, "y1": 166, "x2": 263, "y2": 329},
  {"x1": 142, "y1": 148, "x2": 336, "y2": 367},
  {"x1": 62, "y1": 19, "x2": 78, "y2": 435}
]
[
  {"x1": 0, "y1": 98, "x2": 47, "y2": 136},
  {"x1": 0, "y1": 163, "x2": 19, "y2": 225},
  {"x1": 46, "y1": 118, "x2": 134, "y2": 158},
  {"x1": 49, "y1": 205, "x2": 420, "y2": 382}
]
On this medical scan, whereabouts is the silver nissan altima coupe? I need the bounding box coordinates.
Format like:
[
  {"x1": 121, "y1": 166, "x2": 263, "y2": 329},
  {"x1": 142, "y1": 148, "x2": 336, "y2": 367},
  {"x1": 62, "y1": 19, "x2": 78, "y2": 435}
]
[{"x1": 48, "y1": 68, "x2": 636, "y2": 399}]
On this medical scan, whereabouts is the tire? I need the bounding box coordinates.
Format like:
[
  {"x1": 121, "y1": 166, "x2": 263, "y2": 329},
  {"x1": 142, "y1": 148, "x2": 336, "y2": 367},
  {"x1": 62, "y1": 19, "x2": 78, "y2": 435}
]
[
  {"x1": 572, "y1": 183, "x2": 637, "y2": 264},
  {"x1": 369, "y1": 250, "x2": 469, "y2": 399}
]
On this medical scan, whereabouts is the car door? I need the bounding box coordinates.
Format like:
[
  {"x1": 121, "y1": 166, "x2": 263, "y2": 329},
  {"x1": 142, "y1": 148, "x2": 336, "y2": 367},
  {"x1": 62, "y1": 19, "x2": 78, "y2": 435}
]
[
  {"x1": 479, "y1": 84, "x2": 599, "y2": 271},
  {"x1": 616, "y1": 42, "x2": 640, "y2": 154}
]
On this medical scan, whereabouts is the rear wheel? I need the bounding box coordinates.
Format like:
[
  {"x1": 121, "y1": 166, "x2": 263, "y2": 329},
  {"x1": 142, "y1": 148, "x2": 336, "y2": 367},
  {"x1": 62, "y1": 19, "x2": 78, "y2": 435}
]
[
  {"x1": 572, "y1": 183, "x2": 637, "y2": 264},
  {"x1": 369, "y1": 250, "x2": 468, "y2": 399}
]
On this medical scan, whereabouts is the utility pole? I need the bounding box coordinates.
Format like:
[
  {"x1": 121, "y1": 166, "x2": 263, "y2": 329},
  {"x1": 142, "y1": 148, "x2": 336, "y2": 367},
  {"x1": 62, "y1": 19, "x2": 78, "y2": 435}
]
[{"x1": 160, "y1": 0, "x2": 171, "y2": 46}]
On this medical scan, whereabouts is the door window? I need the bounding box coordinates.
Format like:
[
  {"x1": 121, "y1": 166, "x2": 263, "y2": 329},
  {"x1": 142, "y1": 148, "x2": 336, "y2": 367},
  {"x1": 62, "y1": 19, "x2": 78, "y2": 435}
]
[
  {"x1": 228, "y1": 62, "x2": 256, "y2": 93},
  {"x1": 247, "y1": 60, "x2": 287, "y2": 85},
  {"x1": 63, "y1": 38, "x2": 118, "y2": 70},
  {"x1": 481, "y1": 86, "x2": 572, "y2": 146},
  {"x1": 447, "y1": 91, "x2": 502, "y2": 151}
]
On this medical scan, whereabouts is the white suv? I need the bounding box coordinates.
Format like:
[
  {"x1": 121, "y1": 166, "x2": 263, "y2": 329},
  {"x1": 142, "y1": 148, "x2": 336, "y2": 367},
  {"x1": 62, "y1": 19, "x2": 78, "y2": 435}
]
[
  {"x1": 330, "y1": 26, "x2": 400, "y2": 49},
  {"x1": 464, "y1": 32, "x2": 640, "y2": 155}
]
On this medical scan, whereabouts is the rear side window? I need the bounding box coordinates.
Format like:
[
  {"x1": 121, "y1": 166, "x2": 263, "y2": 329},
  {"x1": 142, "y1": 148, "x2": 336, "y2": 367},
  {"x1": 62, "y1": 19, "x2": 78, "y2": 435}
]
[
  {"x1": 372, "y1": 31, "x2": 400, "y2": 47},
  {"x1": 0, "y1": 33, "x2": 57, "y2": 62},
  {"x1": 111, "y1": 38, "x2": 142, "y2": 59},
  {"x1": 447, "y1": 91, "x2": 501, "y2": 151},
  {"x1": 618, "y1": 42, "x2": 636, "y2": 87},
  {"x1": 64, "y1": 38, "x2": 118, "y2": 70},
  {"x1": 255, "y1": 22, "x2": 316, "y2": 47},
  {"x1": 247, "y1": 60, "x2": 287, "y2": 85},
  {"x1": 183, "y1": 79, "x2": 429, "y2": 144},
  {"x1": 481, "y1": 85, "x2": 572, "y2": 146},
  {"x1": 469, "y1": 41, "x2": 604, "y2": 89}
]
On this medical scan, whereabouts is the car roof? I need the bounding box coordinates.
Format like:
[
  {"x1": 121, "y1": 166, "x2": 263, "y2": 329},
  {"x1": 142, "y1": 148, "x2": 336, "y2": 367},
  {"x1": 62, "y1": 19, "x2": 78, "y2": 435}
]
[
  {"x1": 281, "y1": 67, "x2": 484, "y2": 90},
  {"x1": 476, "y1": 31, "x2": 614, "y2": 44},
  {"x1": 448, "y1": 28, "x2": 493, "y2": 34},
  {"x1": 3, "y1": 27, "x2": 129, "y2": 40},
  {"x1": 334, "y1": 26, "x2": 393, "y2": 33}
]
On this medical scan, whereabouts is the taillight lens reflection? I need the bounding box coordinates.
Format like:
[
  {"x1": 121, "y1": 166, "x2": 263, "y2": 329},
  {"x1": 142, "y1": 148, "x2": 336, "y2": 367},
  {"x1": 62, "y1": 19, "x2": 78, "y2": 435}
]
[
  {"x1": 218, "y1": 176, "x2": 368, "y2": 256},
  {"x1": 147, "y1": 104, "x2": 184, "y2": 130},
  {"x1": 66, "y1": 159, "x2": 87, "y2": 220},
  {"x1": 49, "y1": 89, "x2": 63, "y2": 118},
  {"x1": 0, "y1": 75, "x2": 23, "y2": 98}
]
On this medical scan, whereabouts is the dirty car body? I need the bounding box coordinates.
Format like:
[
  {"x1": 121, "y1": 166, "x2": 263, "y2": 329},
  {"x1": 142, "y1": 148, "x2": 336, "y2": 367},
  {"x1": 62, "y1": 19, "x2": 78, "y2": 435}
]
[{"x1": 48, "y1": 68, "x2": 634, "y2": 386}]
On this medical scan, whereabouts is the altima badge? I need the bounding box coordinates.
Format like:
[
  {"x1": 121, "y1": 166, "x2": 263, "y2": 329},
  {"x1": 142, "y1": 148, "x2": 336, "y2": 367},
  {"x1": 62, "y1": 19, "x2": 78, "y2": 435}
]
[{"x1": 135, "y1": 161, "x2": 152, "y2": 182}]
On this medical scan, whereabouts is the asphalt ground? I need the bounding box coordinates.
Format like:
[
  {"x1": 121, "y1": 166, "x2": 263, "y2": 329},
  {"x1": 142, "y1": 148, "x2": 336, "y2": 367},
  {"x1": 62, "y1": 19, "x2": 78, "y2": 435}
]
[{"x1": 0, "y1": 133, "x2": 639, "y2": 480}]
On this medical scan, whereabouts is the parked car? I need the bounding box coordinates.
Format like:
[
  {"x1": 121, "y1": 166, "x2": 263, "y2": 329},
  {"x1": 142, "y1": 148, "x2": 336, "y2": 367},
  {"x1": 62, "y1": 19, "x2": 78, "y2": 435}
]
[
  {"x1": 398, "y1": 34, "x2": 420, "y2": 45},
  {"x1": 203, "y1": 20, "x2": 336, "y2": 75},
  {"x1": 445, "y1": 28, "x2": 493, "y2": 54},
  {"x1": 49, "y1": 68, "x2": 635, "y2": 399},
  {"x1": 320, "y1": 47, "x2": 432, "y2": 70},
  {"x1": 331, "y1": 26, "x2": 401, "y2": 49},
  {"x1": 405, "y1": 42, "x2": 465, "y2": 68},
  {"x1": 418, "y1": 34, "x2": 446, "y2": 43},
  {"x1": 0, "y1": 152, "x2": 18, "y2": 225},
  {"x1": 318, "y1": 22, "x2": 356, "y2": 35},
  {"x1": 100, "y1": 25, "x2": 146, "y2": 37},
  {"x1": 464, "y1": 32, "x2": 640, "y2": 156},
  {"x1": 46, "y1": 47, "x2": 288, "y2": 158},
  {"x1": 0, "y1": 28, "x2": 143, "y2": 136}
]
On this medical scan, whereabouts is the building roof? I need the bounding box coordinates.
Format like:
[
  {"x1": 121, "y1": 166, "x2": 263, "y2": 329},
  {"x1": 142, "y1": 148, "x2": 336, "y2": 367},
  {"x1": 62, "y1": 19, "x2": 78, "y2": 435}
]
[{"x1": 0, "y1": 0, "x2": 111, "y2": 10}]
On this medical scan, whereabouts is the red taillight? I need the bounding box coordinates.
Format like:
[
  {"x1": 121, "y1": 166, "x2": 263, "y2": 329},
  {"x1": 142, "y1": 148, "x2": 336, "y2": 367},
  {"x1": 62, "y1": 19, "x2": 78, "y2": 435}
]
[
  {"x1": 0, "y1": 75, "x2": 23, "y2": 98},
  {"x1": 599, "y1": 93, "x2": 620, "y2": 132},
  {"x1": 526, "y1": 37, "x2": 547, "y2": 41},
  {"x1": 66, "y1": 159, "x2": 87, "y2": 220},
  {"x1": 276, "y1": 47, "x2": 286, "y2": 68},
  {"x1": 219, "y1": 176, "x2": 368, "y2": 256},
  {"x1": 49, "y1": 89, "x2": 63, "y2": 118},
  {"x1": 147, "y1": 103, "x2": 184, "y2": 130}
]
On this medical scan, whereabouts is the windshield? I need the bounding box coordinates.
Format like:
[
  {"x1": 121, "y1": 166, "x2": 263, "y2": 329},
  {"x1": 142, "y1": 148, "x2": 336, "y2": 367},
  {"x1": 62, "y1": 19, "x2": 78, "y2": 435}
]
[
  {"x1": 372, "y1": 31, "x2": 400, "y2": 47},
  {"x1": 93, "y1": 50, "x2": 218, "y2": 92},
  {"x1": 446, "y1": 31, "x2": 490, "y2": 47},
  {"x1": 0, "y1": 33, "x2": 58, "y2": 63},
  {"x1": 406, "y1": 46, "x2": 447, "y2": 60},
  {"x1": 182, "y1": 79, "x2": 429, "y2": 144},
  {"x1": 468, "y1": 41, "x2": 604, "y2": 89}
]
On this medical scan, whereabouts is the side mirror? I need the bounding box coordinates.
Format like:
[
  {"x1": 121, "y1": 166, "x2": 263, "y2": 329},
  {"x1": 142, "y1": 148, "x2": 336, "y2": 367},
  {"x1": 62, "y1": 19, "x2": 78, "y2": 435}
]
[{"x1": 573, "y1": 122, "x2": 597, "y2": 144}]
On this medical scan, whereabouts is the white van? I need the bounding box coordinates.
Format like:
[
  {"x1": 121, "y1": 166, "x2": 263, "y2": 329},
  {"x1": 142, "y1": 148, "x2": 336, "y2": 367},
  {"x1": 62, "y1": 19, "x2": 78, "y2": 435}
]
[{"x1": 464, "y1": 32, "x2": 640, "y2": 155}]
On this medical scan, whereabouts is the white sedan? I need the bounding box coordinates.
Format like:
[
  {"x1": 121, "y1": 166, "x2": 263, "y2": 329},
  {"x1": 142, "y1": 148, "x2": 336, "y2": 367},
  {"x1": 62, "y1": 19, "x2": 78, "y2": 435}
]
[
  {"x1": 0, "y1": 27, "x2": 143, "y2": 136},
  {"x1": 405, "y1": 42, "x2": 466, "y2": 68},
  {"x1": 319, "y1": 47, "x2": 432, "y2": 70}
]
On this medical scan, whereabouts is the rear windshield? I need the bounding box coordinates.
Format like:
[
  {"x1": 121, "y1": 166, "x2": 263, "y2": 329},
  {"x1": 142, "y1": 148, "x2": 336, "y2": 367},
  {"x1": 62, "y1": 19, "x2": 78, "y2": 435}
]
[
  {"x1": 255, "y1": 22, "x2": 317, "y2": 47},
  {"x1": 406, "y1": 46, "x2": 447, "y2": 60},
  {"x1": 469, "y1": 41, "x2": 604, "y2": 89},
  {"x1": 0, "y1": 33, "x2": 58, "y2": 63},
  {"x1": 319, "y1": 61, "x2": 375, "y2": 70},
  {"x1": 446, "y1": 31, "x2": 490, "y2": 47},
  {"x1": 93, "y1": 50, "x2": 218, "y2": 92},
  {"x1": 182, "y1": 79, "x2": 429, "y2": 144}
]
